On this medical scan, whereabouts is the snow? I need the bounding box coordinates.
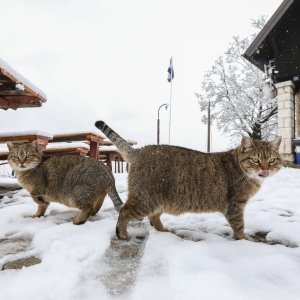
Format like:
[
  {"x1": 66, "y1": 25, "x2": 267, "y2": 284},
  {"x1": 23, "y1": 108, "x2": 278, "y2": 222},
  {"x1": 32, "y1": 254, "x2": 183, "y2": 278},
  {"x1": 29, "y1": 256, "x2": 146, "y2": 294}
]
[
  {"x1": 0, "y1": 130, "x2": 53, "y2": 139},
  {"x1": 0, "y1": 176, "x2": 18, "y2": 190},
  {"x1": 0, "y1": 168, "x2": 300, "y2": 300},
  {"x1": 0, "y1": 57, "x2": 47, "y2": 101},
  {"x1": 103, "y1": 138, "x2": 137, "y2": 145},
  {"x1": 99, "y1": 146, "x2": 119, "y2": 152},
  {"x1": 54, "y1": 130, "x2": 106, "y2": 139},
  {"x1": 46, "y1": 142, "x2": 90, "y2": 150}
]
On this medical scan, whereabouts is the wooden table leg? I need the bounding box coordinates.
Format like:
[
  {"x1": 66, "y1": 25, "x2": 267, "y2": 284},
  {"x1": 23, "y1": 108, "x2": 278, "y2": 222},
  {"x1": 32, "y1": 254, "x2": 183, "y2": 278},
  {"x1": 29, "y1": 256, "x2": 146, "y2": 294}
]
[
  {"x1": 36, "y1": 138, "x2": 49, "y2": 151},
  {"x1": 89, "y1": 141, "x2": 99, "y2": 159}
]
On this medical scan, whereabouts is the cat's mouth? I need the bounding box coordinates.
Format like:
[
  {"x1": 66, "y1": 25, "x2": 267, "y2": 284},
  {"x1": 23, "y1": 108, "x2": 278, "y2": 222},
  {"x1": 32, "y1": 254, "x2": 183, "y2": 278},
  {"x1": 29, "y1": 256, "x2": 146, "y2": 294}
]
[{"x1": 16, "y1": 164, "x2": 33, "y2": 171}]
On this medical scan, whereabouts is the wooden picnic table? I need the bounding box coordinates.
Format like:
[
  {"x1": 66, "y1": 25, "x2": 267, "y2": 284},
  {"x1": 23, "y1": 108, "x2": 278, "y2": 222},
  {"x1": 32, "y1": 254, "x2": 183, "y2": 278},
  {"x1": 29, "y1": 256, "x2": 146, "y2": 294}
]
[
  {"x1": 0, "y1": 132, "x2": 53, "y2": 161},
  {"x1": 98, "y1": 139, "x2": 137, "y2": 172},
  {"x1": 99, "y1": 149, "x2": 126, "y2": 173},
  {"x1": 0, "y1": 132, "x2": 53, "y2": 151},
  {"x1": 50, "y1": 132, "x2": 105, "y2": 160}
]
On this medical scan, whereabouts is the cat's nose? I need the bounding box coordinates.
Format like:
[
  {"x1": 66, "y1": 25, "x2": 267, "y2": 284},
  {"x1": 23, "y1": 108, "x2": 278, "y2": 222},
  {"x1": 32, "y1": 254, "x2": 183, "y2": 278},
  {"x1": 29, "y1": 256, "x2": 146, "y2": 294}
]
[{"x1": 259, "y1": 170, "x2": 270, "y2": 177}]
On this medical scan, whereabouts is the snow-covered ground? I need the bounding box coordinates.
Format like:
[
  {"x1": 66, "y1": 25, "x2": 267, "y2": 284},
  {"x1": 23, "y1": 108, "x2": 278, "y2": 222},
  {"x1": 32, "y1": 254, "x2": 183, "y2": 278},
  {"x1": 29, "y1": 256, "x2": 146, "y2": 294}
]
[{"x1": 0, "y1": 168, "x2": 300, "y2": 300}]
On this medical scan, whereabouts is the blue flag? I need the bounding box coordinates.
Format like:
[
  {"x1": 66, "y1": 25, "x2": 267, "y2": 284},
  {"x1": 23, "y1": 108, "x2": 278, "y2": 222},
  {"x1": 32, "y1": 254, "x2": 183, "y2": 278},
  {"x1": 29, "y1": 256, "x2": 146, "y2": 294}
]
[{"x1": 167, "y1": 57, "x2": 174, "y2": 82}]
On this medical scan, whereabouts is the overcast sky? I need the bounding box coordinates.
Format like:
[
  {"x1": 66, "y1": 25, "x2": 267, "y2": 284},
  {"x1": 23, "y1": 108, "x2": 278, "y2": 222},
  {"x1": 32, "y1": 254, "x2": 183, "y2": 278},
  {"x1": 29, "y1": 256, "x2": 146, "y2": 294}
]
[{"x1": 0, "y1": 0, "x2": 282, "y2": 151}]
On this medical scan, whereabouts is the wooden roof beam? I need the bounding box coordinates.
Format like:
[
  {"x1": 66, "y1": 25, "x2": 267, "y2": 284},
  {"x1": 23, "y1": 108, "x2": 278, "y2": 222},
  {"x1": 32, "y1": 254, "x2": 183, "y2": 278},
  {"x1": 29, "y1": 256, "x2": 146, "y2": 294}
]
[
  {"x1": 3, "y1": 95, "x2": 42, "y2": 106},
  {"x1": 0, "y1": 97, "x2": 19, "y2": 110}
]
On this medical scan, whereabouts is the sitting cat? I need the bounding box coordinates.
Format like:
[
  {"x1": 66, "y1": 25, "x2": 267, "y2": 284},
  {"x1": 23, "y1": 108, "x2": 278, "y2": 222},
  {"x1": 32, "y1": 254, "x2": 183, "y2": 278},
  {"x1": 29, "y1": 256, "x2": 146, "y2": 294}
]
[
  {"x1": 7, "y1": 141, "x2": 123, "y2": 224},
  {"x1": 95, "y1": 120, "x2": 283, "y2": 240}
]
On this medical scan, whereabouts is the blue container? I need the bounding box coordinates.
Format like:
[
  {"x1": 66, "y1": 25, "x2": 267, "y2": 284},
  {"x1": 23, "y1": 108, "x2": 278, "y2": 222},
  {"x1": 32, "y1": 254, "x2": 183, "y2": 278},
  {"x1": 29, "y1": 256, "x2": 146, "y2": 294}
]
[{"x1": 296, "y1": 146, "x2": 300, "y2": 164}]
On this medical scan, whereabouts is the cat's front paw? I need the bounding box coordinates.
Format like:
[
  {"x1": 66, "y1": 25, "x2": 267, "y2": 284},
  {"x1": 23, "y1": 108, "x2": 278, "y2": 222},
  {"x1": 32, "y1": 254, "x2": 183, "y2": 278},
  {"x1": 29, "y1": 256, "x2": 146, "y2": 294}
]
[
  {"x1": 72, "y1": 218, "x2": 86, "y2": 225},
  {"x1": 235, "y1": 233, "x2": 253, "y2": 241},
  {"x1": 116, "y1": 228, "x2": 129, "y2": 240},
  {"x1": 243, "y1": 235, "x2": 254, "y2": 241},
  {"x1": 31, "y1": 213, "x2": 43, "y2": 218}
]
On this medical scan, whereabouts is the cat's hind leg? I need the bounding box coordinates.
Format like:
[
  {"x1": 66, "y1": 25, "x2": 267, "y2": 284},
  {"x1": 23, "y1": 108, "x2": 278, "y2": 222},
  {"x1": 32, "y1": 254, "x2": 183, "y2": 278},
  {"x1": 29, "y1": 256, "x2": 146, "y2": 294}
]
[
  {"x1": 91, "y1": 191, "x2": 107, "y2": 216},
  {"x1": 149, "y1": 213, "x2": 168, "y2": 232},
  {"x1": 72, "y1": 207, "x2": 93, "y2": 225}
]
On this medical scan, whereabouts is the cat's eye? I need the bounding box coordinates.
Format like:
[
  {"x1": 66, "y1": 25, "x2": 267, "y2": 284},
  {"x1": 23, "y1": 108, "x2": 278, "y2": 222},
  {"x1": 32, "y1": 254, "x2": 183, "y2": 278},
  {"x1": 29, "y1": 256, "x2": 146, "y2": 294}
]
[
  {"x1": 269, "y1": 158, "x2": 276, "y2": 164},
  {"x1": 250, "y1": 157, "x2": 259, "y2": 163},
  {"x1": 10, "y1": 155, "x2": 18, "y2": 159},
  {"x1": 26, "y1": 155, "x2": 33, "y2": 158}
]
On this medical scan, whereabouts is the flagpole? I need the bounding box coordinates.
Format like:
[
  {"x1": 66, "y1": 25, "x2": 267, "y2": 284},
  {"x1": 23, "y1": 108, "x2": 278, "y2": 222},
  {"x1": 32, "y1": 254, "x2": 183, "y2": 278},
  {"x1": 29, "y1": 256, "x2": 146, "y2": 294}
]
[
  {"x1": 168, "y1": 78, "x2": 173, "y2": 144},
  {"x1": 168, "y1": 57, "x2": 173, "y2": 144}
]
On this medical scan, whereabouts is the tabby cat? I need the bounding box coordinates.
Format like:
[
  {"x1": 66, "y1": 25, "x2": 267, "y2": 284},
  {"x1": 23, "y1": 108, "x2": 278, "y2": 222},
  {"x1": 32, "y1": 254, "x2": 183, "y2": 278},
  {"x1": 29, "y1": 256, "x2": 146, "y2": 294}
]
[
  {"x1": 7, "y1": 141, "x2": 123, "y2": 224},
  {"x1": 95, "y1": 120, "x2": 283, "y2": 240}
]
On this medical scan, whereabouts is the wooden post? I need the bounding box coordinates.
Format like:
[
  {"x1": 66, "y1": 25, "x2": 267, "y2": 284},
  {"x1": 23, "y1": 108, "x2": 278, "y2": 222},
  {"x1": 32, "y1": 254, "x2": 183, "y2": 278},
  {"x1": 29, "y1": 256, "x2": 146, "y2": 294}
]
[
  {"x1": 118, "y1": 155, "x2": 121, "y2": 173},
  {"x1": 89, "y1": 141, "x2": 99, "y2": 159},
  {"x1": 36, "y1": 137, "x2": 49, "y2": 151},
  {"x1": 109, "y1": 158, "x2": 112, "y2": 171}
]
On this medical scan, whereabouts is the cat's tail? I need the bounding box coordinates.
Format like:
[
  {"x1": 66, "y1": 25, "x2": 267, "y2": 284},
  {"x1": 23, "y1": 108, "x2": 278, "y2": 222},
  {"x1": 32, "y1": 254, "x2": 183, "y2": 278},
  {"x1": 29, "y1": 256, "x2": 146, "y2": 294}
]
[
  {"x1": 107, "y1": 184, "x2": 123, "y2": 213},
  {"x1": 95, "y1": 120, "x2": 136, "y2": 163}
]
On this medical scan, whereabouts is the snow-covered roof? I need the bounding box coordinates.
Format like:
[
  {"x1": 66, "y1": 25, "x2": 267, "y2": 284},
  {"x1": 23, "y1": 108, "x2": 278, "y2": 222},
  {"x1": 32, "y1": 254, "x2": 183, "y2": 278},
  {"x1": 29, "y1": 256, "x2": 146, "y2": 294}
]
[{"x1": 0, "y1": 57, "x2": 47, "y2": 110}]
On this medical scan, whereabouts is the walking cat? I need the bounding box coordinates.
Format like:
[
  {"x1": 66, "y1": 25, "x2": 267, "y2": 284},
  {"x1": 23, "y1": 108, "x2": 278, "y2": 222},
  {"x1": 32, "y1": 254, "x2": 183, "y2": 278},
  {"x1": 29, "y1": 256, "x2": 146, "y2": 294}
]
[
  {"x1": 95, "y1": 120, "x2": 283, "y2": 240},
  {"x1": 7, "y1": 141, "x2": 123, "y2": 224}
]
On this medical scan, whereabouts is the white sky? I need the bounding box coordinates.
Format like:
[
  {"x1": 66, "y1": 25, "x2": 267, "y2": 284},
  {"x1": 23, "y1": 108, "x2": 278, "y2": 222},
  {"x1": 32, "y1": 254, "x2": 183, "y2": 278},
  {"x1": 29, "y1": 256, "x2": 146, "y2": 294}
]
[{"x1": 0, "y1": 0, "x2": 282, "y2": 151}]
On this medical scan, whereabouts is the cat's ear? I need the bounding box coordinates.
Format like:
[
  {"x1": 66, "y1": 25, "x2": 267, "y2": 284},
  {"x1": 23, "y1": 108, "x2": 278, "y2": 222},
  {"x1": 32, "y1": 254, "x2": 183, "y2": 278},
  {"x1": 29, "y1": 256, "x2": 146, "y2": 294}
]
[
  {"x1": 269, "y1": 136, "x2": 281, "y2": 150},
  {"x1": 7, "y1": 142, "x2": 15, "y2": 151},
  {"x1": 240, "y1": 136, "x2": 253, "y2": 152},
  {"x1": 30, "y1": 140, "x2": 39, "y2": 150}
]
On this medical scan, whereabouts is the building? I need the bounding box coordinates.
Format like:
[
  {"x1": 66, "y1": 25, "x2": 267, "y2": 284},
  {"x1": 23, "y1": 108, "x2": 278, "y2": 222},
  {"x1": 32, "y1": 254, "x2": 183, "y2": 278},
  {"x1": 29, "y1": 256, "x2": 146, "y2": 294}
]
[
  {"x1": 0, "y1": 57, "x2": 47, "y2": 110},
  {"x1": 243, "y1": 0, "x2": 300, "y2": 162}
]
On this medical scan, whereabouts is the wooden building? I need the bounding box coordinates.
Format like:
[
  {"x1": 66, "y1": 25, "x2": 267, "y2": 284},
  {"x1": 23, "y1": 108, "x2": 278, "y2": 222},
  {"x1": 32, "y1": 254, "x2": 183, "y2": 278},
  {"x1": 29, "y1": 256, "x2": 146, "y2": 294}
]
[
  {"x1": 243, "y1": 0, "x2": 300, "y2": 161},
  {"x1": 0, "y1": 57, "x2": 46, "y2": 110}
]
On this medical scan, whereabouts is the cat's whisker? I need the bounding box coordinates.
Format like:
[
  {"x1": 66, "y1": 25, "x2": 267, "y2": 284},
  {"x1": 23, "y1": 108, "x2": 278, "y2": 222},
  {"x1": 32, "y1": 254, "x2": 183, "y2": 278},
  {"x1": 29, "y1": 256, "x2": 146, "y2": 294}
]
[
  {"x1": 241, "y1": 177, "x2": 250, "y2": 188},
  {"x1": 232, "y1": 174, "x2": 247, "y2": 186}
]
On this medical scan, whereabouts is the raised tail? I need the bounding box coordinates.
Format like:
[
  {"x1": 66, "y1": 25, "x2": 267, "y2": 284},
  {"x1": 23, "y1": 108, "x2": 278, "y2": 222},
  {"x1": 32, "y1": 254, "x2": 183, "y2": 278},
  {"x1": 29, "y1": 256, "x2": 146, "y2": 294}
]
[{"x1": 95, "y1": 120, "x2": 136, "y2": 163}]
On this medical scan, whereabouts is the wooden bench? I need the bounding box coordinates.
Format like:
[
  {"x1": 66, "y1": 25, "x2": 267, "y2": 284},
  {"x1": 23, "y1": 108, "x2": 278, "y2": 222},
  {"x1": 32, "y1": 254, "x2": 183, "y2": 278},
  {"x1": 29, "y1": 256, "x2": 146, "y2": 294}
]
[
  {"x1": 0, "y1": 152, "x2": 8, "y2": 161},
  {"x1": 0, "y1": 131, "x2": 53, "y2": 161},
  {"x1": 0, "y1": 131, "x2": 53, "y2": 151},
  {"x1": 44, "y1": 142, "x2": 89, "y2": 157},
  {"x1": 50, "y1": 132, "x2": 105, "y2": 159},
  {"x1": 0, "y1": 131, "x2": 105, "y2": 160},
  {"x1": 99, "y1": 150, "x2": 127, "y2": 173},
  {"x1": 99, "y1": 138, "x2": 137, "y2": 172},
  {"x1": 0, "y1": 146, "x2": 89, "y2": 161}
]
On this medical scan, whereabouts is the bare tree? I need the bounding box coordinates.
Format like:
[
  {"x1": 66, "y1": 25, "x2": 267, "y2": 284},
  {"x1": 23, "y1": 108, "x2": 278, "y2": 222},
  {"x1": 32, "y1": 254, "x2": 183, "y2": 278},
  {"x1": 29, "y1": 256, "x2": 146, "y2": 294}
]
[{"x1": 196, "y1": 16, "x2": 277, "y2": 141}]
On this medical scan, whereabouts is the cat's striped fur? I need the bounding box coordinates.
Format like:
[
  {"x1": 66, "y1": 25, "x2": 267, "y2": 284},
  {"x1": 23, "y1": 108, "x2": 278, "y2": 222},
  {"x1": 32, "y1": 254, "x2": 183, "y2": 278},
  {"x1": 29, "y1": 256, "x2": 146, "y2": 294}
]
[{"x1": 95, "y1": 120, "x2": 283, "y2": 240}]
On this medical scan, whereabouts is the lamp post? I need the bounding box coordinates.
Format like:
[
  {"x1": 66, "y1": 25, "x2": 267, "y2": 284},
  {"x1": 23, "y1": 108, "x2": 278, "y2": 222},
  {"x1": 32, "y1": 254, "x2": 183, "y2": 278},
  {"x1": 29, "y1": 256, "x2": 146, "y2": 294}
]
[
  {"x1": 157, "y1": 103, "x2": 168, "y2": 145},
  {"x1": 207, "y1": 99, "x2": 211, "y2": 153}
]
